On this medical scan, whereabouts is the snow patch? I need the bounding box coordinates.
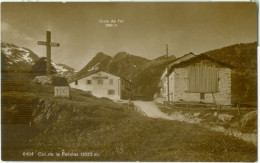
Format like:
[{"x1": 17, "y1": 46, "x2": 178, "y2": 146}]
[
  {"x1": 13, "y1": 59, "x2": 21, "y2": 63},
  {"x1": 21, "y1": 52, "x2": 33, "y2": 63},
  {"x1": 88, "y1": 67, "x2": 95, "y2": 71},
  {"x1": 2, "y1": 46, "x2": 33, "y2": 64},
  {"x1": 16, "y1": 47, "x2": 33, "y2": 63},
  {"x1": 2, "y1": 47, "x2": 12, "y2": 56},
  {"x1": 17, "y1": 47, "x2": 29, "y2": 53},
  {"x1": 52, "y1": 62, "x2": 68, "y2": 73}
]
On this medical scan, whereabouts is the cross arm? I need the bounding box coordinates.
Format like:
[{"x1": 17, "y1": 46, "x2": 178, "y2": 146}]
[
  {"x1": 50, "y1": 42, "x2": 60, "y2": 47},
  {"x1": 38, "y1": 41, "x2": 47, "y2": 46},
  {"x1": 37, "y1": 41, "x2": 60, "y2": 47}
]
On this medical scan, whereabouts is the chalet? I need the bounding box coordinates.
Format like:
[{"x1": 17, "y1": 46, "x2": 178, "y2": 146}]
[
  {"x1": 155, "y1": 52, "x2": 195, "y2": 102},
  {"x1": 156, "y1": 54, "x2": 234, "y2": 105},
  {"x1": 69, "y1": 71, "x2": 134, "y2": 100}
]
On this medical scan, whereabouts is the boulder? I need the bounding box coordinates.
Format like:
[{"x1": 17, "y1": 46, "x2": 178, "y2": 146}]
[
  {"x1": 32, "y1": 75, "x2": 52, "y2": 85},
  {"x1": 52, "y1": 76, "x2": 68, "y2": 86},
  {"x1": 218, "y1": 113, "x2": 234, "y2": 122},
  {"x1": 194, "y1": 112, "x2": 200, "y2": 117},
  {"x1": 32, "y1": 75, "x2": 68, "y2": 86},
  {"x1": 240, "y1": 111, "x2": 257, "y2": 133}
]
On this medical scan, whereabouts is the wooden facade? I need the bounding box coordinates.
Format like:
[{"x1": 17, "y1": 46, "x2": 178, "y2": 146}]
[{"x1": 188, "y1": 65, "x2": 219, "y2": 93}]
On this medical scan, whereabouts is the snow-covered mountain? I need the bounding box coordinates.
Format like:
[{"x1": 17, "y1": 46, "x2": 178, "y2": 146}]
[
  {"x1": 51, "y1": 62, "x2": 77, "y2": 81},
  {"x1": 1, "y1": 42, "x2": 76, "y2": 81},
  {"x1": 2, "y1": 42, "x2": 39, "y2": 71}
]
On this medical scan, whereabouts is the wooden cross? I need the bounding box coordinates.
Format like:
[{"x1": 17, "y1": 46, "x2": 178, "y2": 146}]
[{"x1": 38, "y1": 31, "x2": 60, "y2": 75}]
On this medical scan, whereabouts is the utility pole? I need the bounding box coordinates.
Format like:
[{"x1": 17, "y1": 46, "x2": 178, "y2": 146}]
[{"x1": 166, "y1": 44, "x2": 170, "y2": 102}]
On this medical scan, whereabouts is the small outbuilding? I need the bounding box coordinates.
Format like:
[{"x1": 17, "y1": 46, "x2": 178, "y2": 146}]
[{"x1": 159, "y1": 54, "x2": 234, "y2": 105}]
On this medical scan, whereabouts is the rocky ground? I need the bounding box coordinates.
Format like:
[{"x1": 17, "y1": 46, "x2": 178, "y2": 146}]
[{"x1": 157, "y1": 103, "x2": 257, "y2": 145}]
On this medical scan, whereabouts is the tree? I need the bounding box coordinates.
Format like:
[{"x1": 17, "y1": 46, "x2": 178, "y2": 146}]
[{"x1": 30, "y1": 57, "x2": 57, "y2": 77}]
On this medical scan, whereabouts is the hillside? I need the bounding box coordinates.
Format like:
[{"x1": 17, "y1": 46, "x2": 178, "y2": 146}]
[
  {"x1": 76, "y1": 52, "x2": 112, "y2": 78},
  {"x1": 200, "y1": 42, "x2": 257, "y2": 105},
  {"x1": 107, "y1": 52, "x2": 151, "y2": 79},
  {"x1": 201, "y1": 42, "x2": 257, "y2": 77},
  {"x1": 1, "y1": 42, "x2": 77, "y2": 81},
  {"x1": 77, "y1": 52, "x2": 175, "y2": 100},
  {"x1": 75, "y1": 42, "x2": 257, "y2": 102},
  {"x1": 154, "y1": 55, "x2": 176, "y2": 62},
  {"x1": 77, "y1": 51, "x2": 151, "y2": 80},
  {"x1": 2, "y1": 80, "x2": 257, "y2": 161}
]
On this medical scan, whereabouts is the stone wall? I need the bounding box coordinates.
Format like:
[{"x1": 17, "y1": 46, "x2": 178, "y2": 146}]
[{"x1": 174, "y1": 67, "x2": 231, "y2": 105}]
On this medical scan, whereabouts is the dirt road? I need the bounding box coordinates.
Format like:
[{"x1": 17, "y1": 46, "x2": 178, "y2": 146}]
[{"x1": 133, "y1": 101, "x2": 173, "y2": 120}]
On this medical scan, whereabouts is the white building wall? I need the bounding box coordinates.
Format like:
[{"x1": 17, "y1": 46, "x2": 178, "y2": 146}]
[
  {"x1": 169, "y1": 72, "x2": 175, "y2": 102},
  {"x1": 70, "y1": 71, "x2": 121, "y2": 100}
]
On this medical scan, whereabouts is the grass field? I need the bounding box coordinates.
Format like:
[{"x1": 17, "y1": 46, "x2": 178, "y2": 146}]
[{"x1": 1, "y1": 80, "x2": 257, "y2": 161}]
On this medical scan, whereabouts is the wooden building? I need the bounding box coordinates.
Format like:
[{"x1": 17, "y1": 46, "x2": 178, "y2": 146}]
[
  {"x1": 69, "y1": 71, "x2": 134, "y2": 100},
  {"x1": 156, "y1": 54, "x2": 234, "y2": 105}
]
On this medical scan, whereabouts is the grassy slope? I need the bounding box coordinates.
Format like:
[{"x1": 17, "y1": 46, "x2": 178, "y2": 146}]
[{"x1": 1, "y1": 81, "x2": 257, "y2": 161}]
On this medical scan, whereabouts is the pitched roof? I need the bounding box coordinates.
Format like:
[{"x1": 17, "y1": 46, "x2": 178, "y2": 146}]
[
  {"x1": 169, "y1": 52, "x2": 196, "y2": 67},
  {"x1": 168, "y1": 54, "x2": 234, "y2": 75},
  {"x1": 69, "y1": 70, "x2": 133, "y2": 84},
  {"x1": 160, "y1": 52, "x2": 196, "y2": 79}
]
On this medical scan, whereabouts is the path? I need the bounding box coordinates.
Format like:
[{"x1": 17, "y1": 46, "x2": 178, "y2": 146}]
[
  {"x1": 133, "y1": 101, "x2": 257, "y2": 146},
  {"x1": 133, "y1": 101, "x2": 173, "y2": 120}
]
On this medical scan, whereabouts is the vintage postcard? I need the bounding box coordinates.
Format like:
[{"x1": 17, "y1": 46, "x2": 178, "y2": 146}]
[{"x1": 1, "y1": 2, "x2": 257, "y2": 161}]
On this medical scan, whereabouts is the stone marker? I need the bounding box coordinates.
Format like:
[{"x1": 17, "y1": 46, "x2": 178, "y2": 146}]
[{"x1": 54, "y1": 86, "x2": 70, "y2": 98}]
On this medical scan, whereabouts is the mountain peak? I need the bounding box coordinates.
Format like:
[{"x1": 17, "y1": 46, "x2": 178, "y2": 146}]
[
  {"x1": 95, "y1": 52, "x2": 110, "y2": 57},
  {"x1": 113, "y1": 51, "x2": 129, "y2": 58},
  {"x1": 154, "y1": 54, "x2": 176, "y2": 61},
  {"x1": 76, "y1": 52, "x2": 112, "y2": 77}
]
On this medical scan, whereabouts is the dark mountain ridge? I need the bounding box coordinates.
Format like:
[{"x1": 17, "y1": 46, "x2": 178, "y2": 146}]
[
  {"x1": 76, "y1": 52, "x2": 112, "y2": 78},
  {"x1": 77, "y1": 42, "x2": 257, "y2": 102},
  {"x1": 77, "y1": 51, "x2": 176, "y2": 100},
  {"x1": 77, "y1": 51, "x2": 152, "y2": 80}
]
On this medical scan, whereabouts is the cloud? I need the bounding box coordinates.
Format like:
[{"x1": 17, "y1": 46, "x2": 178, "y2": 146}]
[
  {"x1": 1, "y1": 21, "x2": 34, "y2": 42},
  {"x1": 1, "y1": 21, "x2": 11, "y2": 32}
]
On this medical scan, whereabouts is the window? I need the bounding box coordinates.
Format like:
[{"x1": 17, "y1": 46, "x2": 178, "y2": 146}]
[
  {"x1": 108, "y1": 90, "x2": 115, "y2": 95},
  {"x1": 109, "y1": 79, "x2": 113, "y2": 84},
  {"x1": 200, "y1": 93, "x2": 205, "y2": 100},
  {"x1": 87, "y1": 80, "x2": 92, "y2": 84},
  {"x1": 97, "y1": 79, "x2": 103, "y2": 84},
  {"x1": 75, "y1": 80, "x2": 78, "y2": 85}
]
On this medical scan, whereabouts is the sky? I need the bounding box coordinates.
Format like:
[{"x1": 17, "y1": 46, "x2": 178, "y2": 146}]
[{"x1": 1, "y1": 2, "x2": 257, "y2": 70}]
